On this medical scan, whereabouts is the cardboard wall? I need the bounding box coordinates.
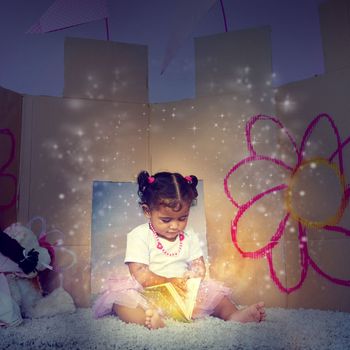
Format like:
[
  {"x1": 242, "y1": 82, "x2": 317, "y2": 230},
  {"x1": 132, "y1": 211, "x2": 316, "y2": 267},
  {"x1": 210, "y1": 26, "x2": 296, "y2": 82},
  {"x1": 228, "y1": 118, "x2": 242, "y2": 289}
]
[
  {"x1": 13, "y1": 0, "x2": 350, "y2": 311},
  {"x1": 195, "y1": 27, "x2": 273, "y2": 98},
  {"x1": 63, "y1": 37, "x2": 149, "y2": 103}
]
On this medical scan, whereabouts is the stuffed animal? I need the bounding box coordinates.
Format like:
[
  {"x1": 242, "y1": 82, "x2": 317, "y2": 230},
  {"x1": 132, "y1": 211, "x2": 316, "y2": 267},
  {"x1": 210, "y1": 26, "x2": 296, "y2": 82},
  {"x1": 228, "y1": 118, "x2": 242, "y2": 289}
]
[{"x1": 0, "y1": 223, "x2": 75, "y2": 327}]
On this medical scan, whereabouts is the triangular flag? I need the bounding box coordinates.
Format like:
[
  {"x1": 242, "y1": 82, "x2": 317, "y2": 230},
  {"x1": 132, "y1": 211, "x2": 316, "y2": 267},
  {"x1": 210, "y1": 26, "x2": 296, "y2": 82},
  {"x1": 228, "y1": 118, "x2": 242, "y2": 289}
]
[{"x1": 27, "y1": 0, "x2": 108, "y2": 34}]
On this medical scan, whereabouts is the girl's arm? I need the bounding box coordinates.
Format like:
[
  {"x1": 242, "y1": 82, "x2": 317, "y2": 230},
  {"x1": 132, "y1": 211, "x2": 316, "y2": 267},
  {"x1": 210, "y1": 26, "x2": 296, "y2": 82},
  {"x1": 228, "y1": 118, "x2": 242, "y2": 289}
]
[
  {"x1": 128, "y1": 262, "x2": 174, "y2": 287},
  {"x1": 128, "y1": 262, "x2": 189, "y2": 296},
  {"x1": 185, "y1": 256, "x2": 206, "y2": 280}
]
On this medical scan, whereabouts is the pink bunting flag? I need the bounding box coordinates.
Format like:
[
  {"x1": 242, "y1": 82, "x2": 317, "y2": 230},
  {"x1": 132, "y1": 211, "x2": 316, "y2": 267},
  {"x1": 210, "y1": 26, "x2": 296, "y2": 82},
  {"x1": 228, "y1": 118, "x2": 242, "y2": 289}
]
[
  {"x1": 27, "y1": 0, "x2": 108, "y2": 35},
  {"x1": 160, "y1": 0, "x2": 218, "y2": 75}
]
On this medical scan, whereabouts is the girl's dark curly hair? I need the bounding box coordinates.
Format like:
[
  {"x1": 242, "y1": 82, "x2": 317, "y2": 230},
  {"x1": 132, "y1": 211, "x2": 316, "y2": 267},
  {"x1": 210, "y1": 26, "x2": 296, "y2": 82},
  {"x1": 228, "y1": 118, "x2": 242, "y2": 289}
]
[{"x1": 137, "y1": 171, "x2": 198, "y2": 211}]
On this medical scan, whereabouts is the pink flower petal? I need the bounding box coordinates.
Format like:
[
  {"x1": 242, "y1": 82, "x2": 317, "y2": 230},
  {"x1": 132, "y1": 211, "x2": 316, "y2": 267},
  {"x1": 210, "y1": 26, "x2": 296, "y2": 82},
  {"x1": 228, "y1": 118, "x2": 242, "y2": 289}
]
[
  {"x1": 299, "y1": 113, "x2": 344, "y2": 174},
  {"x1": 0, "y1": 174, "x2": 17, "y2": 210},
  {"x1": 224, "y1": 155, "x2": 292, "y2": 208},
  {"x1": 330, "y1": 135, "x2": 350, "y2": 190},
  {"x1": 231, "y1": 184, "x2": 289, "y2": 257},
  {"x1": 308, "y1": 224, "x2": 350, "y2": 286},
  {"x1": 267, "y1": 221, "x2": 309, "y2": 294},
  {"x1": 246, "y1": 115, "x2": 299, "y2": 169}
]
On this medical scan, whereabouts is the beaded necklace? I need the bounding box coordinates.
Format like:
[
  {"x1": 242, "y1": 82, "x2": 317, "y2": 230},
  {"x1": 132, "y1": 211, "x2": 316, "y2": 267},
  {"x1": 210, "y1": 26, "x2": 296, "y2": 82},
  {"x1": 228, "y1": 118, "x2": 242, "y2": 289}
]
[{"x1": 149, "y1": 222, "x2": 185, "y2": 257}]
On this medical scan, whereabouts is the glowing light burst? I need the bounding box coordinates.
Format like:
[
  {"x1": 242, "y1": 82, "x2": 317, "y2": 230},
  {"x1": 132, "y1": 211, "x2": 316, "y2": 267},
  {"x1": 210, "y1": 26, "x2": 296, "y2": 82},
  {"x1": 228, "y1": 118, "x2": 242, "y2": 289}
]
[{"x1": 224, "y1": 114, "x2": 350, "y2": 293}]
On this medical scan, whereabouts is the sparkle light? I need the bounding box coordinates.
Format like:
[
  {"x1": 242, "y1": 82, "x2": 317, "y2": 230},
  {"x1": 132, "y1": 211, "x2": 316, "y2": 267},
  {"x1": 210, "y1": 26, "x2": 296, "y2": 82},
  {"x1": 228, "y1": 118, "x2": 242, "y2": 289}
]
[{"x1": 190, "y1": 125, "x2": 199, "y2": 133}]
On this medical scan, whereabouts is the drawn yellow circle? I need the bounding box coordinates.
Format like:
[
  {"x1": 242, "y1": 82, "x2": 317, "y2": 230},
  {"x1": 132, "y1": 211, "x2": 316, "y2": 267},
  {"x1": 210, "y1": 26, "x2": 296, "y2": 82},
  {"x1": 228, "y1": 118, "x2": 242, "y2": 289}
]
[{"x1": 285, "y1": 158, "x2": 347, "y2": 228}]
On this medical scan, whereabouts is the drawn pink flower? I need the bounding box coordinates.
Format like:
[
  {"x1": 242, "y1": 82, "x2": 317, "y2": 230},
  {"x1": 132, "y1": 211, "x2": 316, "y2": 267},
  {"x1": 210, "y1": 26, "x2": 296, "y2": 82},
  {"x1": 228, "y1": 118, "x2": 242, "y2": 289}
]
[
  {"x1": 0, "y1": 129, "x2": 17, "y2": 211},
  {"x1": 224, "y1": 114, "x2": 350, "y2": 293}
]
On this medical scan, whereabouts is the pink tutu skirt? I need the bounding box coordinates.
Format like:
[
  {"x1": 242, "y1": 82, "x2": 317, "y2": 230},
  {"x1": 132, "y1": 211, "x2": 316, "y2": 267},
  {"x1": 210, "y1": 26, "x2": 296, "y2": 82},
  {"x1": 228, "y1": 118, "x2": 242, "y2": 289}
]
[{"x1": 92, "y1": 276, "x2": 234, "y2": 320}]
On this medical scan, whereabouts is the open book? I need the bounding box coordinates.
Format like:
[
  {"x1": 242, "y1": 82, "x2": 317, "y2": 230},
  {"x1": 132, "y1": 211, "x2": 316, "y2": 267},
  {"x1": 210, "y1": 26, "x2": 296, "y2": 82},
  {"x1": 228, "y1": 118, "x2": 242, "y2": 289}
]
[{"x1": 141, "y1": 277, "x2": 201, "y2": 322}]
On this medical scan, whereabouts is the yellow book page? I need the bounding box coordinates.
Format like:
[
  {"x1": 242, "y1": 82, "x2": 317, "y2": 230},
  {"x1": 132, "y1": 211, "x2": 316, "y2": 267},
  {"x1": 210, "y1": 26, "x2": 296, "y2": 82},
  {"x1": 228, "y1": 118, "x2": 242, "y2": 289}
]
[
  {"x1": 141, "y1": 277, "x2": 201, "y2": 322},
  {"x1": 183, "y1": 277, "x2": 201, "y2": 319},
  {"x1": 142, "y1": 285, "x2": 189, "y2": 322}
]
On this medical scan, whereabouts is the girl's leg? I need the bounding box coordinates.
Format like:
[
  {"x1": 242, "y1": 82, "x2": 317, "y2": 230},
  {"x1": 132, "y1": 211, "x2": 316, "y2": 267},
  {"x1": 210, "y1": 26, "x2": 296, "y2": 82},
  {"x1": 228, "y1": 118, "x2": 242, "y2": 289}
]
[
  {"x1": 113, "y1": 304, "x2": 165, "y2": 329},
  {"x1": 212, "y1": 296, "x2": 266, "y2": 323}
]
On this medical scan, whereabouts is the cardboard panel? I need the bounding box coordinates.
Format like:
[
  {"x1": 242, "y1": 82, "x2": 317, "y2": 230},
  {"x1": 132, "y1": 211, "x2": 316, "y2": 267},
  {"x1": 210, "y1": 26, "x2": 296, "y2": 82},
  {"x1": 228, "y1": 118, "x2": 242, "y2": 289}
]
[
  {"x1": 319, "y1": 0, "x2": 350, "y2": 73},
  {"x1": 195, "y1": 27, "x2": 273, "y2": 98},
  {"x1": 19, "y1": 95, "x2": 150, "y2": 246},
  {"x1": 64, "y1": 37, "x2": 148, "y2": 103}
]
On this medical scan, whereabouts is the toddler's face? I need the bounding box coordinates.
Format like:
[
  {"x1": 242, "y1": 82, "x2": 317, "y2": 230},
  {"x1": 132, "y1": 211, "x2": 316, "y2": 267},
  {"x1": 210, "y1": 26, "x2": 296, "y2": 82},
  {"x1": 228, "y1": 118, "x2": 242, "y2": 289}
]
[{"x1": 145, "y1": 203, "x2": 190, "y2": 242}]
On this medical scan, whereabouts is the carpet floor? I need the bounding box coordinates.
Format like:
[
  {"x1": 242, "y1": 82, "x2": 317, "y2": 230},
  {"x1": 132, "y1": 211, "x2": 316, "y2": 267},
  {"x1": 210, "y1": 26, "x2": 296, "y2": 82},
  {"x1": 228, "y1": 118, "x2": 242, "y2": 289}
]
[{"x1": 1, "y1": 307, "x2": 350, "y2": 350}]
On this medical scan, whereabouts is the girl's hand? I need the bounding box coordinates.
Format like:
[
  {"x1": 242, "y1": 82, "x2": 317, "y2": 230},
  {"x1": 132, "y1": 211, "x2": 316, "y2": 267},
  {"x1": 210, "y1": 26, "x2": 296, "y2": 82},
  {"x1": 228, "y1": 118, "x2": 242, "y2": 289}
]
[
  {"x1": 183, "y1": 271, "x2": 196, "y2": 279},
  {"x1": 187, "y1": 256, "x2": 206, "y2": 280}
]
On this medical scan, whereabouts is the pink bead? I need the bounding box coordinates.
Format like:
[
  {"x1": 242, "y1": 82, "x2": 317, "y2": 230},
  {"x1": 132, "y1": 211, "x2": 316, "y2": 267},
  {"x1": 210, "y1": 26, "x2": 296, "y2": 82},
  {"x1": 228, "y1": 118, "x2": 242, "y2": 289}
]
[{"x1": 149, "y1": 222, "x2": 184, "y2": 256}]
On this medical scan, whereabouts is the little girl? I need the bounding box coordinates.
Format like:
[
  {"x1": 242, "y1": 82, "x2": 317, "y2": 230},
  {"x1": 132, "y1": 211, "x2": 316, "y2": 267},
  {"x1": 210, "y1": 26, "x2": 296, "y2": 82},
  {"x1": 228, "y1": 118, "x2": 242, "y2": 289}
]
[{"x1": 93, "y1": 171, "x2": 266, "y2": 329}]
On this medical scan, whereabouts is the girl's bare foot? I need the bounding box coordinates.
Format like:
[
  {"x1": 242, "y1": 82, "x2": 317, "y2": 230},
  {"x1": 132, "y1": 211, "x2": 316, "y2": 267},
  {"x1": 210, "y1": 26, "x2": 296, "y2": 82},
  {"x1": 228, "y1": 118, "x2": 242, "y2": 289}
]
[
  {"x1": 145, "y1": 309, "x2": 165, "y2": 329},
  {"x1": 229, "y1": 302, "x2": 266, "y2": 323}
]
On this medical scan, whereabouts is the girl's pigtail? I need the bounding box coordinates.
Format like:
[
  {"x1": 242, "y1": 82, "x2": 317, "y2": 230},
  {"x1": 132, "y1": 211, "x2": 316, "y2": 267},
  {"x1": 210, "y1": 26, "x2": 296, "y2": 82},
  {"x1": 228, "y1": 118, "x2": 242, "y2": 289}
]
[
  {"x1": 188, "y1": 175, "x2": 198, "y2": 188},
  {"x1": 184, "y1": 174, "x2": 198, "y2": 198},
  {"x1": 137, "y1": 170, "x2": 150, "y2": 201},
  {"x1": 188, "y1": 175, "x2": 198, "y2": 198},
  {"x1": 184, "y1": 175, "x2": 198, "y2": 187}
]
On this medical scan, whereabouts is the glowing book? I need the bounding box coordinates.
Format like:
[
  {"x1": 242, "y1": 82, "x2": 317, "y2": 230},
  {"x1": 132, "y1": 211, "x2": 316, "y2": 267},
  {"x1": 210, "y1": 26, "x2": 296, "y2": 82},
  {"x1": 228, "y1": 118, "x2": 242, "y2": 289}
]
[{"x1": 141, "y1": 277, "x2": 201, "y2": 322}]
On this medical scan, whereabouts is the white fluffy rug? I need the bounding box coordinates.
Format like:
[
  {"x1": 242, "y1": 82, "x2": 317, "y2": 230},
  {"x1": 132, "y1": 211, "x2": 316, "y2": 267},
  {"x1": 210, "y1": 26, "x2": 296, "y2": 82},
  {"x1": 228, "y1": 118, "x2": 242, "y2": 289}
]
[{"x1": 1, "y1": 308, "x2": 350, "y2": 350}]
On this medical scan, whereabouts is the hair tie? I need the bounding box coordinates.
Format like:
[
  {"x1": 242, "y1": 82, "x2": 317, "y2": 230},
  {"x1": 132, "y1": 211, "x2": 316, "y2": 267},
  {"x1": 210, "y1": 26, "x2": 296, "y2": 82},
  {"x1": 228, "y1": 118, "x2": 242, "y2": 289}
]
[
  {"x1": 148, "y1": 176, "x2": 155, "y2": 184},
  {"x1": 184, "y1": 176, "x2": 192, "y2": 184}
]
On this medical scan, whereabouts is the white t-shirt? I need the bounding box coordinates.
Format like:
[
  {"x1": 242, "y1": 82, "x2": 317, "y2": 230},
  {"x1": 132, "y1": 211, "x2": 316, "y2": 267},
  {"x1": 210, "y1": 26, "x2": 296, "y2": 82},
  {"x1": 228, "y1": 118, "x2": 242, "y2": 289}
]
[{"x1": 124, "y1": 223, "x2": 203, "y2": 278}]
